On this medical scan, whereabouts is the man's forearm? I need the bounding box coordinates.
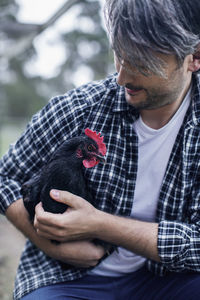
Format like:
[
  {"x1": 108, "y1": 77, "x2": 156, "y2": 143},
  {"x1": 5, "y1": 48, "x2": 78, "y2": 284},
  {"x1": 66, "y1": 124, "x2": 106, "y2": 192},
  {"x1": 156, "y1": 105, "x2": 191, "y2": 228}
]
[
  {"x1": 5, "y1": 199, "x2": 106, "y2": 267},
  {"x1": 95, "y1": 210, "x2": 160, "y2": 262},
  {"x1": 5, "y1": 199, "x2": 53, "y2": 252},
  {"x1": 34, "y1": 190, "x2": 161, "y2": 262}
]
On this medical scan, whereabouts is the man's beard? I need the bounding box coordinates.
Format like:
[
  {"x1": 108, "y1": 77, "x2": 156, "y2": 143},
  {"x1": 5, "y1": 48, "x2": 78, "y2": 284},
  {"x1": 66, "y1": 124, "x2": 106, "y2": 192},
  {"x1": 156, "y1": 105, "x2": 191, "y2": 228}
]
[{"x1": 126, "y1": 86, "x2": 184, "y2": 111}]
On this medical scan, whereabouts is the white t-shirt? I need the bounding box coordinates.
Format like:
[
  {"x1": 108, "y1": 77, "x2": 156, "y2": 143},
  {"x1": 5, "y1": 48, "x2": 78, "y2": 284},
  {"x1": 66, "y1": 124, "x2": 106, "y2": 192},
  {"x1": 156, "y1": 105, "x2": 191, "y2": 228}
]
[{"x1": 89, "y1": 87, "x2": 191, "y2": 277}]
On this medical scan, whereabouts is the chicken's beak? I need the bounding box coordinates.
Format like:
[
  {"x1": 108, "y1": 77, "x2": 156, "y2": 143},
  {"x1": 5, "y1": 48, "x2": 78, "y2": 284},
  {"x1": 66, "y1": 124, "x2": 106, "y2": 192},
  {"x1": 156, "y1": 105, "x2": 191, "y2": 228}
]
[{"x1": 96, "y1": 154, "x2": 106, "y2": 164}]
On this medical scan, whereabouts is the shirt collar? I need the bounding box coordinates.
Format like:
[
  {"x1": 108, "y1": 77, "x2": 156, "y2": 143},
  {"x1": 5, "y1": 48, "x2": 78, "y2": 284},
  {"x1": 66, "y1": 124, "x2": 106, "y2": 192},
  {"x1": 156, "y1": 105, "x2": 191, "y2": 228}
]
[{"x1": 189, "y1": 74, "x2": 200, "y2": 126}]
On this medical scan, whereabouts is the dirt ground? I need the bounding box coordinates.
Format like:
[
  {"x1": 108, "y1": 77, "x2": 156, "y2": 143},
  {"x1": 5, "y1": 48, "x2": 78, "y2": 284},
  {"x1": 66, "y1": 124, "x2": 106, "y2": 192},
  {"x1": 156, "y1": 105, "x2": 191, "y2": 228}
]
[{"x1": 0, "y1": 215, "x2": 25, "y2": 300}]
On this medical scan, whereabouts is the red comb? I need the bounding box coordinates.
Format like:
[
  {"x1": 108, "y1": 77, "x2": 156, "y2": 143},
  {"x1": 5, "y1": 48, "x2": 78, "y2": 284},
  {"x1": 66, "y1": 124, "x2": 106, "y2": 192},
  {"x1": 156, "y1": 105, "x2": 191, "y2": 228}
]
[{"x1": 85, "y1": 128, "x2": 106, "y2": 156}]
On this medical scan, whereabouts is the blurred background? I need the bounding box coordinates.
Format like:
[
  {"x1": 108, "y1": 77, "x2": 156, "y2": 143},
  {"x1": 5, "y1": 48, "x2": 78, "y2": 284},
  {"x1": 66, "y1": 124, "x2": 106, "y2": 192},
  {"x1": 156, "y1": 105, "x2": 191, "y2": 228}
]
[{"x1": 0, "y1": 0, "x2": 114, "y2": 298}]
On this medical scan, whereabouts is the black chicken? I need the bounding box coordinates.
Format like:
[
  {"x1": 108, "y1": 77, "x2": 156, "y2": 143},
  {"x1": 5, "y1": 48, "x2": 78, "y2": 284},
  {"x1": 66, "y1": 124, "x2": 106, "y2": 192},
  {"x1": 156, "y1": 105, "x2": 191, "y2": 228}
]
[
  {"x1": 22, "y1": 128, "x2": 107, "y2": 221},
  {"x1": 22, "y1": 129, "x2": 114, "y2": 261}
]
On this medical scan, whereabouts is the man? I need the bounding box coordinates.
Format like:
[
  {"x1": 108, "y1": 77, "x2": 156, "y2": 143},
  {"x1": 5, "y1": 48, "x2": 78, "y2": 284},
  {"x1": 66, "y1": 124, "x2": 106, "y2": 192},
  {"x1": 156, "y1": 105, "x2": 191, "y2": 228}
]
[{"x1": 1, "y1": 0, "x2": 200, "y2": 299}]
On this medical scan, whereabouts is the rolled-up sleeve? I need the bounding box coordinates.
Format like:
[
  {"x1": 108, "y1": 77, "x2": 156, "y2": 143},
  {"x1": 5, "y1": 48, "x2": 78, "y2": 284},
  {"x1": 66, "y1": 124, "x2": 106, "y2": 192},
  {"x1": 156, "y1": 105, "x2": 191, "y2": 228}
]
[
  {"x1": 158, "y1": 220, "x2": 200, "y2": 272},
  {"x1": 0, "y1": 176, "x2": 22, "y2": 214},
  {"x1": 0, "y1": 123, "x2": 43, "y2": 214}
]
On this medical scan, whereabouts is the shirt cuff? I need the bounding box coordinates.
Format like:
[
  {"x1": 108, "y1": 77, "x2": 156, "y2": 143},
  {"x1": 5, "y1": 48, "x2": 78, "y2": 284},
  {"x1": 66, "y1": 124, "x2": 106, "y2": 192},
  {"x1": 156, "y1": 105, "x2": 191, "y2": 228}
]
[
  {"x1": 0, "y1": 179, "x2": 22, "y2": 214},
  {"x1": 158, "y1": 220, "x2": 191, "y2": 268}
]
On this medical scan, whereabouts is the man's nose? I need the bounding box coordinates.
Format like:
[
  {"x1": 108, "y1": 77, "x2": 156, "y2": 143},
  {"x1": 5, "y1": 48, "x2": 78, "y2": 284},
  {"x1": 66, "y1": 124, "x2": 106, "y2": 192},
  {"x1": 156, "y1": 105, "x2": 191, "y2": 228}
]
[{"x1": 116, "y1": 65, "x2": 128, "y2": 86}]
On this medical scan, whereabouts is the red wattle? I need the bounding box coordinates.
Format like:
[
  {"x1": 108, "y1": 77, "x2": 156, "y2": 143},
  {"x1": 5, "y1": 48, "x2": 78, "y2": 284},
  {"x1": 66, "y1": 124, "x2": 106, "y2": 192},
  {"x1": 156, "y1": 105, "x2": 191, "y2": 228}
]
[{"x1": 83, "y1": 158, "x2": 99, "y2": 168}]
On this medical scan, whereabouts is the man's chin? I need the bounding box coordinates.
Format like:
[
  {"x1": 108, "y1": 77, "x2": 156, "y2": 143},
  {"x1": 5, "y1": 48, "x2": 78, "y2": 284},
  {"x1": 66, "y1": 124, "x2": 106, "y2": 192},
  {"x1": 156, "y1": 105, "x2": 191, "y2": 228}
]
[
  {"x1": 125, "y1": 90, "x2": 148, "y2": 108},
  {"x1": 125, "y1": 95, "x2": 148, "y2": 110},
  {"x1": 125, "y1": 92, "x2": 172, "y2": 110}
]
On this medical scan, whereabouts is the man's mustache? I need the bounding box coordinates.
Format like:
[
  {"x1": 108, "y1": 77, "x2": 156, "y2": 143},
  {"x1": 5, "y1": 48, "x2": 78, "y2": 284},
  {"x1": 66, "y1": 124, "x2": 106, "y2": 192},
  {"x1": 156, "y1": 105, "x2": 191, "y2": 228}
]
[{"x1": 125, "y1": 83, "x2": 143, "y2": 90}]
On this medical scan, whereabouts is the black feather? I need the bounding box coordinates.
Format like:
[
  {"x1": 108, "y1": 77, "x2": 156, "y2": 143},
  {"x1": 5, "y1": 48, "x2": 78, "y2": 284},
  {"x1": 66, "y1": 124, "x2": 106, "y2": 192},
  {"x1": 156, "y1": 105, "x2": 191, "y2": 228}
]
[
  {"x1": 21, "y1": 134, "x2": 113, "y2": 259},
  {"x1": 22, "y1": 135, "x2": 98, "y2": 218}
]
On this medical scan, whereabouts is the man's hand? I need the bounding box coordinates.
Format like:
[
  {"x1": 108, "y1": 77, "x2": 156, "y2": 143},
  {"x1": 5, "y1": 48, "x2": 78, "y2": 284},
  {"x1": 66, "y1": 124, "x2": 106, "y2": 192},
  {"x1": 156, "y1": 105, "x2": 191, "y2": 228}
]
[
  {"x1": 34, "y1": 189, "x2": 160, "y2": 262},
  {"x1": 34, "y1": 189, "x2": 100, "y2": 242},
  {"x1": 5, "y1": 198, "x2": 105, "y2": 268},
  {"x1": 50, "y1": 240, "x2": 105, "y2": 268}
]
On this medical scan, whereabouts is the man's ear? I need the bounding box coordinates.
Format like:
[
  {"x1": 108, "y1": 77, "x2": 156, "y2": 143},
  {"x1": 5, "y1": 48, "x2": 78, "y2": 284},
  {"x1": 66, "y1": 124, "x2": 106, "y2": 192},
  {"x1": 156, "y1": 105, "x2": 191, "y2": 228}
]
[{"x1": 188, "y1": 47, "x2": 200, "y2": 72}]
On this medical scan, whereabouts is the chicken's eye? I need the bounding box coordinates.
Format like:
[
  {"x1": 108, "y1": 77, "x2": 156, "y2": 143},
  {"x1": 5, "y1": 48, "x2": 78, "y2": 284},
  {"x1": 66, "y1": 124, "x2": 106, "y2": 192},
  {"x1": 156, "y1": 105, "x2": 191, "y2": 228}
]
[{"x1": 88, "y1": 144, "x2": 95, "y2": 151}]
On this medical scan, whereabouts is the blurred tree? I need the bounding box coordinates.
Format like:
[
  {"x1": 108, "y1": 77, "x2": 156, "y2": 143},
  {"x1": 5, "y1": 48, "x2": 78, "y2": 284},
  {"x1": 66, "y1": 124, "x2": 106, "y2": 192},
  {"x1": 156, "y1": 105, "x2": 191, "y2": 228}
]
[
  {"x1": 0, "y1": 0, "x2": 114, "y2": 121},
  {"x1": 0, "y1": 0, "x2": 45, "y2": 120},
  {"x1": 47, "y1": 0, "x2": 114, "y2": 95}
]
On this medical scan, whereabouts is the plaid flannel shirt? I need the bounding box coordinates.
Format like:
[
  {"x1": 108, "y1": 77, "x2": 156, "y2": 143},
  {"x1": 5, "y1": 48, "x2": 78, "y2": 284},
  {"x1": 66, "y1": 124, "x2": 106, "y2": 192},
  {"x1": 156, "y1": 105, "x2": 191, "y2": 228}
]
[{"x1": 1, "y1": 73, "x2": 200, "y2": 299}]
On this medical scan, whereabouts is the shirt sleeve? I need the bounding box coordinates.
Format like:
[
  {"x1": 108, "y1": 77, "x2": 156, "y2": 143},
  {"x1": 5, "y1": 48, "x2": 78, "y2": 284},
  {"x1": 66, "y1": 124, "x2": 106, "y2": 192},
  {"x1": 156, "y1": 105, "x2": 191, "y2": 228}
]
[
  {"x1": 0, "y1": 92, "x2": 87, "y2": 215},
  {"x1": 158, "y1": 189, "x2": 200, "y2": 272},
  {"x1": 158, "y1": 221, "x2": 200, "y2": 270},
  {"x1": 0, "y1": 122, "x2": 42, "y2": 214}
]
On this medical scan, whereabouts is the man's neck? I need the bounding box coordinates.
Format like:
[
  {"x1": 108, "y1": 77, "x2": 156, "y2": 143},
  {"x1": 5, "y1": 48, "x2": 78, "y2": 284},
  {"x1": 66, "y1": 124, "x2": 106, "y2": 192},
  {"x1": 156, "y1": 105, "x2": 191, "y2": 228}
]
[{"x1": 140, "y1": 80, "x2": 192, "y2": 130}]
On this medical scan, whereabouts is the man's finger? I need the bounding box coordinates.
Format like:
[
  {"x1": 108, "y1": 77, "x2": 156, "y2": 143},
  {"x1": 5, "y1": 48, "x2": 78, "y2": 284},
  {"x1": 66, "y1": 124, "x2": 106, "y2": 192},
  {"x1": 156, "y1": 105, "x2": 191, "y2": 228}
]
[
  {"x1": 35, "y1": 201, "x2": 43, "y2": 214},
  {"x1": 35, "y1": 202, "x2": 52, "y2": 220},
  {"x1": 50, "y1": 189, "x2": 83, "y2": 208},
  {"x1": 34, "y1": 201, "x2": 61, "y2": 226}
]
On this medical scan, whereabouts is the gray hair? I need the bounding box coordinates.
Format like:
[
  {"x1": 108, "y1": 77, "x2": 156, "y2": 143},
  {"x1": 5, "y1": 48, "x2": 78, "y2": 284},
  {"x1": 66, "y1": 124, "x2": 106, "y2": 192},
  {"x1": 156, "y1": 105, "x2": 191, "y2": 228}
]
[{"x1": 104, "y1": 0, "x2": 200, "y2": 76}]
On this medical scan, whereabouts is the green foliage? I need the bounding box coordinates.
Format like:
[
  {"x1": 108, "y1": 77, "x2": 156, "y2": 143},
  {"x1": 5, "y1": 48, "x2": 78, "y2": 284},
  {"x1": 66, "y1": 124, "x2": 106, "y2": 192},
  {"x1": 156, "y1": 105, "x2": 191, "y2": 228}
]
[
  {"x1": 4, "y1": 80, "x2": 46, "y2": 118},
  {"x1": 45, "y1": 0, "x2": 114, "y2": 94},
  {"x1": 0, "y1": 0, "x2": 114, "y2": 124}
]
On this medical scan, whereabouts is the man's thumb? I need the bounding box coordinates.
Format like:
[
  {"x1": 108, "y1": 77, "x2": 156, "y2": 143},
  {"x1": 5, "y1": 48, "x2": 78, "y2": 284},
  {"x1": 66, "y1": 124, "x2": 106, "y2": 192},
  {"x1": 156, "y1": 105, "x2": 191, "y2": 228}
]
[{"x1": 50, "y1": 189, "x2": 79, "y2": 208}]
